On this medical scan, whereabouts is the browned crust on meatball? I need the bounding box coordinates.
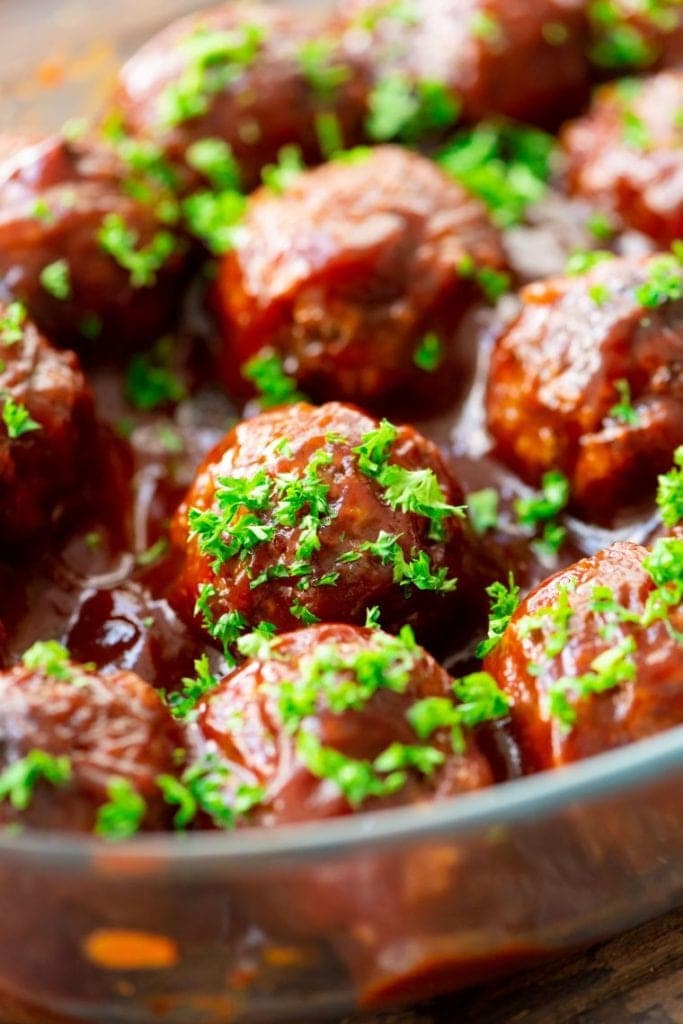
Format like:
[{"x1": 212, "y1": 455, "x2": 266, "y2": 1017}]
[
  {"x1": 484, "y1": 541, "x2": 683, "y2": 770},
  {"x1": 486, "y1": 255, "x2": 683, "y2": 521}
]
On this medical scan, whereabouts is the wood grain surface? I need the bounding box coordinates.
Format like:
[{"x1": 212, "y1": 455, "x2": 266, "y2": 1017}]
[{"x1": 340, "y1": 908, "x2": 683, "y2": 1024}]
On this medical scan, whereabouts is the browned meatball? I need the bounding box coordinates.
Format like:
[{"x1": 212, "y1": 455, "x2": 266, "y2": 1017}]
[
  {"x1": 186, "y1": 623, "x2": 498, "y2": 826},
  {"x1": 562, "y1": 71, "x2": 683, "y2": 245},
  {"x1": 0, "y1": 643, "x2": 181, "y2": 833},
  {"x1": 486, "y1": 254, "x2": 683, "y2": 521},
  {"x1": 117, "y1": 3, "x2": 366, "y2": 191},
  {"x1": 334, "y1": 0, "x2": 589, "y2": 130},
  {"x1": 170, "y1": 402, "x2": 480, "y2": 651},
  {"x1": 0, "y1": 303, "x2": 95, "y2": 545},
  {"x1": 484, "y1": 540, "x2": 683, "y2": 771},
  {"x1": 216, "y1": 146, "x2": 507, "y2": 409},
  {"x1": 0, "y1": 134, "x2": 188, "y2": 352}
]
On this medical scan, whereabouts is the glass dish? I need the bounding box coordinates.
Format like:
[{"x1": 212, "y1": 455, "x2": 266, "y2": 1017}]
[{"x1": 0, "y1": 3, "x2": 682, "y2": 1023}]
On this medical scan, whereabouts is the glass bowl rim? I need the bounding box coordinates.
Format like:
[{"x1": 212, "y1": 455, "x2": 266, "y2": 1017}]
[{"x1": 1, "y1": 724, "x2": 682, "y2": 876}]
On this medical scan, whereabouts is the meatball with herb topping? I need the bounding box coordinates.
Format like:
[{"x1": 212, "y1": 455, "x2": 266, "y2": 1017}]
[
  {"x1": 562, "y1": 71, "x2": 683, "y2": 246},
  {"x1": 334, "y1": 0, "x2": 589, "y2": 133},
  {"x1": 0, "y1": 641, "x2": 181, "y2": 835},
  {"x1": 170, "y1": 401, "x2": 481, "y2": 655},
  {"x1": 0, "y1": 134, "x2": 188, "y2": 352},
  {"x1": 483, "y1": 538, "x2": 683, "y2": 771},
  {"x1": 216, "y1": 145, "x2": 508, "y2": 410},
  {"x1": 486, "y1": 252, "x2": 683, "y2": 522},
  {"x1": 0, "y1": 302, "x2": 95, "y2": 545},
  {"x1": 182, "y1": 623, "x2": 504, "y2": 827},
  {"x1": 117, "y1": 3, "x2": 366, "y2": 191}
]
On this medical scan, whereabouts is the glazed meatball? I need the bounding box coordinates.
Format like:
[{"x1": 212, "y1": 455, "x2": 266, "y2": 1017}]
[
  {"x1": 484, "y1": 540, "x2": 683, "y2": 771},
  {"x1": 186, "y1": 623, "x2": 498, "y2": 826},
  {"x1": 170, "y1": 402, "x2": 479, "y2": 648},
  {"x1": 334, "y1": 0, "x2": 589, "y2": 130},
  {"x1": 0, "y1": 134, "x2": 188, "y2": 351},
  {"x1": 117, "y1": 3, "x2": 365, "y2": 191},
  {"x1": 0, "y1": 644, "x2": 181, "y2": 833},
  {"x1": 215, "y1": 146, "x2": 507, "y2": 409},
  {"x1": 486, "y1": 254, "x2": 683, "y2": 521},
  {"x1": 0, "y1": 303, "x2": 95, "y2": 545},
  {"x1": 562, "y1": 71, "x2": 683, "y2": 245}
]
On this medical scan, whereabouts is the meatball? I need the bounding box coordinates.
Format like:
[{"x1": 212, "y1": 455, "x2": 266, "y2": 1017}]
[
  {"x1": 170, "y1": 401, "x2": 480, "y2": 649},
  {"x1": 215, "y1": 146, "x2": 507, "y2": 409},
  {"x1": 186, "y1": 623, "x2": 498, "y2": 827},
  {"x1": 0, "y1": 643, "x2": 181, "y2": 833},
  {"x1": 334, "y1": 0, "x2": 589, "y2": 130},
  {"x1": 0, "y1": 303, "x2": 95, "y2": 545},
  {"x1": 562, "y1": 71, "x2": 683, "y2": 245},
  {"x1": 484, "y1": 540, "x2": 683, "y2": 771},
  {"x1": 117, "y1": 3, "x2": 366, "y2": 191},
  {"x1": 0, "y1": 134, "x2": 188, "y2": 352},
  {"x1": 486, "y1": 254, "x2": 683, "y2": 521}
]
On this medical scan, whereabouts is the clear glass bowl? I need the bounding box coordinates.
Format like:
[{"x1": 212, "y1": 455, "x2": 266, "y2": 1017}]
[{"x1": 1, "y1": 4, "x2": 683, "y2": 1023}]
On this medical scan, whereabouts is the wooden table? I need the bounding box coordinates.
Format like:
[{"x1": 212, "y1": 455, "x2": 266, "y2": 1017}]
[{"x1": 341, "y1": 908, "x2": 683, "y2": 1024}]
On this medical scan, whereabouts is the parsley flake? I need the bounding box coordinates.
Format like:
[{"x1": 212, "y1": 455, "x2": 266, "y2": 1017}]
[
  {"x1": 242, "y1": 349, "x2": 305, "y2": 408},
  {"x1": 476, "y1": 575, "x2": 521, "y2": 658},
  {"x1": 609, "y1": 378, "x2": 640, "y2": 426},
  {"x1": 98, "y1": 213, "x2": 175, "y2": 288},
  {"x1": 0, "y1": 750, "x2": 71, "y2": 811},
  {"x1": 2, "y1": 397, "x2": 40, "y2": 439},
  {"x1": 95, "y1": 778, "x2": 147, "y2": 839},
  {"x1": 0, "y1": 302, "x2": 26, "y2": 346},
  {"x1": 40, "y1": 259, "x2": 71, "y2": 300},
  {"x1": 657, "y1": 446, "x2": 683, "y2": 528},
  {"x1": 413, "y1": 332, "x2": 443, "y2": 372}
]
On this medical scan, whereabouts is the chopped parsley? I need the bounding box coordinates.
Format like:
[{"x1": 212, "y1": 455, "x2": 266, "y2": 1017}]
[
  {"x1": 194, "y1": 585, "x2": 249, "y2": 664},
  {"x1": 126, "y1": 343, "x2": 186, "y2": 411},
  {"x1": 354, "y1": 419, "x2": 465, "y2": 540},
  {"x1": 315, "y1": 111, "x2": 345, "y2": 160},
  {"x1": 158, "y1": 755, "x2": 264, "y2": 830},
  {"x1": 608, "y1": 378, "x2": 640, "y2": 425},
  {"x1": 366, "y1": 73, "x2": 460, "y2": 143},
  {"x1": 438, "y1": 120, "x2": 555, "y2": 228},
  {"x1": 548, "y1": 635, "x2": 637, "y2": 730},
  {"x1": 39, "y1": 259, "x2": 71, "y2": 300},
  {"x1": 95, "y1": 778, "x2": 147, "y2": 839},
  {"x1": 297, "y1": 37, "x2": 350, "y2": 96},
  {"x1": 515, "y1": 470, "x2": 570, "y2": 556},
  {"x1": 182, "y1": 188, "x2": 246, "y2": 254},
  {"x1": 242, "y1": 349, "x2": 305, "y2": 408},
  {"x1": 467, "y1": 487, "x2": 499, "y2": 535},
  {"x1": 158, "y1": 23, "x2": 265, "y2": 128},
  {"x1": 588, "y1": 282, "x2": 611, "y2": 306},
  {"x1": 2, "y1": 397, "x2": 40, "y2": 439},
  {"x1": 278, "y1": 626, "x2": 418, "y2": 734},
  {"x1": 136, "y1": 537, "x2": 169, "y2": 567},
  {"x1": 456, "y1": 254, "x2": 510, "y2": 303},
  {"x1": 166, "y1": 655, "x2": 218, "y2": 721},
  {"x1": 0, "y1": 302, "x2": 26, "y2": 346},
  {"x1": 296, "y1": 731, "x2": 409, "y2": 806},
  {"x1": 413, "y1": 332, "x2": 443, "y2": 372},
  {"x1": 476, "y1": 575, "x2": 521, "y2": 658},
  {"x1": 98, "y1": 213, "x2": 175, "y2": 288},
  {"x1": 565, "y1": 249, "x2": 614, "y2": 276},
  {"x1": 587, "y1": 0, "x2": 668, "y2": 69},
  {"x1": 0, "y1": 750, "x2": 71, "y2": 811},
  {"x1": 410, "y1": 672, "x2": 509, "y2": 753},
  {"x1": 657, "y1": 446, "x2": 683, "y2": 528},
  {"x1": 236, "y1": 620, "x2": 278, "y2": 660},
  {"x1": 635, "y1": 253, "x2": 683, "y2": 308},
  {"x1": 21, "y1": 640, "x2": 91, "y2": 682},
  {"x1": 261, "y1": 145, "x2": 305, "y2": 194},
  {"x1": 186, "y1": 138, "x2": 242, "y2": 191}
]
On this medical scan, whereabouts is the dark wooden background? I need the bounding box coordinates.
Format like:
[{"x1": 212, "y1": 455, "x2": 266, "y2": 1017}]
[{"x1": 340, "y1": 908, "x2": 683, "y2": 1024}]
